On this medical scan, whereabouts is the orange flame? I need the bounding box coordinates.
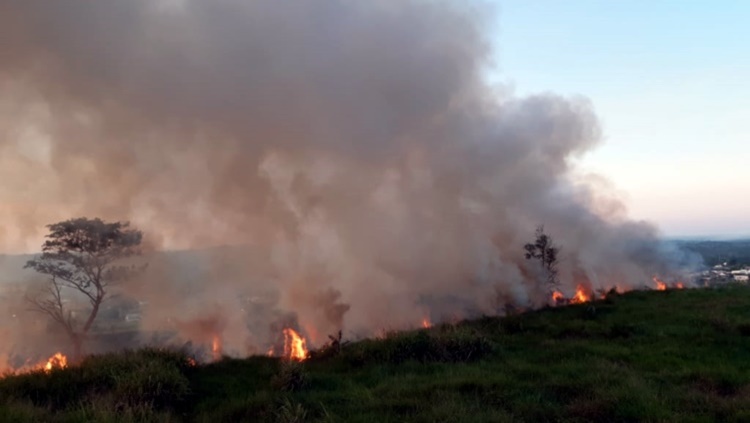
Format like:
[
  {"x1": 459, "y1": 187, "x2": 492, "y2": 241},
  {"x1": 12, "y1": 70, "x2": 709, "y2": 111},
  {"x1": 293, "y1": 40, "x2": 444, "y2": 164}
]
[
  {"x1": 421, "y1": 317, "x2": 432, "y2": 329},
  {"x1": 552, "y1": 291, "x2": 565, "y2": 303},
  {"x1": 283, "y1": 328, "x2": 308, "y2": 361},
  {"x1": 653, "y1": 277, "x2": 667, "y2": 291},
  {"x1": 211, "y1": 335, "x2": 222, "y2": 360},
  {"x1": 675, "y1": 282, "x2": 685, "y2": 289},
  {"x1": 570, "y1": 285, "x2": 591, "y2": 304},
  {"x1": 43, "y1": 353, "x2": 67, "y2": 372}
]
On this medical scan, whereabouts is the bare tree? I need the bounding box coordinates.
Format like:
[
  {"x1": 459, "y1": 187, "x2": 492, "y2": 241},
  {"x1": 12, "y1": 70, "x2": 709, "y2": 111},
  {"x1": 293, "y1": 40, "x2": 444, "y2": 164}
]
[
  {"x1": 524, "y1": 225, "x2": 561, "y2": 293},
  {"x1": 25, "y1": 218, "x2": 144, "y2": 359}
]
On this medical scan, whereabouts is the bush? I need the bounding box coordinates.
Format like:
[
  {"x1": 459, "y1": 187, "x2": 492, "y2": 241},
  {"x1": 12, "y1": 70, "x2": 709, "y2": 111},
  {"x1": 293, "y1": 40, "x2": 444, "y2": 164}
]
[
  {"x1": 274, "y1": 397, "x2": 308, "y2": 423},
  {"x1": 0, "y1": 348, "x2": 191, "y2": 413},
  {"x1": 271, "y1": 360, "x2": 308, "y2": 392},
  {"x1": 0, "y1": 401, "x2": 52, "y2": 423}
]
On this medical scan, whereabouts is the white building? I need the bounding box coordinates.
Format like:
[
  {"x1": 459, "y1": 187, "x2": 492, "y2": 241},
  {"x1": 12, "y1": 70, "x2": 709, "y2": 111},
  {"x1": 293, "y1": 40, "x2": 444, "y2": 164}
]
[{"x1": 734, "y1": 275, "x2": 749, "y2": 283}]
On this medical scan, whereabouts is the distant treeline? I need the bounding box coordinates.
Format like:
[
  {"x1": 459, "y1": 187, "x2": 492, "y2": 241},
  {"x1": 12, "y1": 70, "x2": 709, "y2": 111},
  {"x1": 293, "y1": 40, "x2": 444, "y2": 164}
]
[{"x1": 677, "y1": 239, "x2": 750, "y2": 267}]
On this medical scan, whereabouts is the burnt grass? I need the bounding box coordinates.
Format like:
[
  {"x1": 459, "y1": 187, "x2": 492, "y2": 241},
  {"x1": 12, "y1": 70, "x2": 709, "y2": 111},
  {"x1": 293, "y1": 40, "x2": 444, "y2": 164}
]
[{"x1": 2, "y1": 285, "x2": 750, "y2": 422}]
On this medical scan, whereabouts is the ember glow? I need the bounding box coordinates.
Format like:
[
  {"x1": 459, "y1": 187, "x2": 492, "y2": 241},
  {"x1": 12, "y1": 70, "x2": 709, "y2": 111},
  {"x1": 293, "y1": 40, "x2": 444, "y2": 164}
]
[
  {"x1": 283, "y1": 329, "x2": 308, "y2": 361},
  {"x1": 552, "y1": 291, "x2": 565, "y2": 303},
  {"x1": 422, "y1": 317, "x2": 432, "y2": 329}
]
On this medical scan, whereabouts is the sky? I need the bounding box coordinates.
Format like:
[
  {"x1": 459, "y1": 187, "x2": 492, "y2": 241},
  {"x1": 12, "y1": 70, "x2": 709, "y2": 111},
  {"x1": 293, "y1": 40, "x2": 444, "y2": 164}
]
[{"x1": 490, "y1": 0, "x2": 750, "y2": 238}]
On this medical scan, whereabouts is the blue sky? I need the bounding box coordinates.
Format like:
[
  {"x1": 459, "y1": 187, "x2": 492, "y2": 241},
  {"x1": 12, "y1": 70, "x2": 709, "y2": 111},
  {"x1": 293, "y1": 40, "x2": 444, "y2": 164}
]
[{"x1": 489, "y1": 1, "x2": 749, "y2": 237}]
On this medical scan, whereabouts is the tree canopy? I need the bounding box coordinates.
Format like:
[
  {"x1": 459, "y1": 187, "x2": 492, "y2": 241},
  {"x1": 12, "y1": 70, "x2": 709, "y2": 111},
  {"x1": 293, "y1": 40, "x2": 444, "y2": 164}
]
[
  {"x1": 25, "y1": 217, "x2": 145, "y2": 358},
  {"x1": 524, "y1": 225, "x2": 561, "y2": 292}
]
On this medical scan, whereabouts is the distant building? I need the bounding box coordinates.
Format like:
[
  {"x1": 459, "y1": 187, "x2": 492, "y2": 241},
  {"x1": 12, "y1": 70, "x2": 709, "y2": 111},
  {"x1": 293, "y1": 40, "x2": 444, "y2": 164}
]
[{"x1": 734, "y1": 275, "x2": 749, "y2": 283}]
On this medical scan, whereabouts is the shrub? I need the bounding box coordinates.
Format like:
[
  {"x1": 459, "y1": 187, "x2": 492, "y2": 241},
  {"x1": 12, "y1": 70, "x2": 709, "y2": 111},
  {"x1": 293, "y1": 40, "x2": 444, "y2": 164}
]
[
  {"x1": 274, "y1": 397, "x2": 307, "y2": 423},
  {"x1": 271, "y1": 360, "x2": 308, "y2": 392},
  {"x1": 0, "y1": 348, "x2": 191, "y2": 413}
]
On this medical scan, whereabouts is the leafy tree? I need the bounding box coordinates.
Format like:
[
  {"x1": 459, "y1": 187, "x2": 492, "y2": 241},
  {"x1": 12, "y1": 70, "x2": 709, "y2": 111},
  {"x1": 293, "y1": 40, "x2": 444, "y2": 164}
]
[
  {"x1": 524, "y1": 225, "x2": 560, "y2": 292},
  {"x1": 25, "y1": 218, "x2": 145, "y2": 359}
]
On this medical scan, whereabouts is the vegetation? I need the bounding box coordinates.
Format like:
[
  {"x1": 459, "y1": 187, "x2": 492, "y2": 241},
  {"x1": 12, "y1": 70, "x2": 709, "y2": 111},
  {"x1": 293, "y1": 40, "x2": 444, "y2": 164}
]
[
  {"x1": 25, "y1": 218, "x2": 145, "y2": 360},
  {"x1": 524, "y1": 225, "x2": 561, "y2": 292},
  {"x1": 3, "y1": 285, "x2": 750, "y2": 422}
]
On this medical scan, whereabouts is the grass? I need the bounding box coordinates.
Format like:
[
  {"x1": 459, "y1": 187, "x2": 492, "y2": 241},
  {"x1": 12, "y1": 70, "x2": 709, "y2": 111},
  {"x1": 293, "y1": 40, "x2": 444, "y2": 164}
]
[{"x1": 2, "y1": 284, "x2": 750, "y2": 422}]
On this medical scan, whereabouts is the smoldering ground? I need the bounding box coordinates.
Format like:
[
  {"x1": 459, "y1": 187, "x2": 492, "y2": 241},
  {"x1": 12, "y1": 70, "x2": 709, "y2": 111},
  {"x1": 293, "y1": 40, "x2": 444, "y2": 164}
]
[{"x1": 0, "y1": 0, "x2": 701, "y2": 360}]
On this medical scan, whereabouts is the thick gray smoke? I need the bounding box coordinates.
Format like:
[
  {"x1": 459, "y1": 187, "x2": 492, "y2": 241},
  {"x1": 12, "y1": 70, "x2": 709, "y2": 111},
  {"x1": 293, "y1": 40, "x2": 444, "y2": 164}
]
[{"x1": 0, "y1": 0, "x2": 699, "y2": 359}]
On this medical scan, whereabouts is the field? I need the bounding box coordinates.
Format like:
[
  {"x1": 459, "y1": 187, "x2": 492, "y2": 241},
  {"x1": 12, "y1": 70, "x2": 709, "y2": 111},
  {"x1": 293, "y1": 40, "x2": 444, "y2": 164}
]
[{"x1": 1, "y1": 284, "x2": 749, "y2": 422}]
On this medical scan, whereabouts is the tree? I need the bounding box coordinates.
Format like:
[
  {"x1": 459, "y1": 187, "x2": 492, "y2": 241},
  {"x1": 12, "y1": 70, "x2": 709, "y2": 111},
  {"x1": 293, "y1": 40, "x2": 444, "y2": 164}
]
[
  {"x1": 524, "y1": 225, "x2": 560, "y2": 292},
  {"x1": 25, "y1": 218, "x2": 144, "y2": 359}
]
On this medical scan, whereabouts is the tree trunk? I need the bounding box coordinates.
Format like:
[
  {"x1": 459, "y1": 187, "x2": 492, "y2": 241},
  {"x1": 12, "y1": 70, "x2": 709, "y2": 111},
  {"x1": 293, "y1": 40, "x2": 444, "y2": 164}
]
[{"x1": 70, "y1": 334, "x2": 84, "y2": 363}]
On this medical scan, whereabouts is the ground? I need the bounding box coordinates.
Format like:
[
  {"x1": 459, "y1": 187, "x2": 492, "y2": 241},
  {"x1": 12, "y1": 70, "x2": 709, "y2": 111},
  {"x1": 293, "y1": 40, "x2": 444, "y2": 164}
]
[{"x1": 1, "y1": 284, "x2": 749, "y2": 422}]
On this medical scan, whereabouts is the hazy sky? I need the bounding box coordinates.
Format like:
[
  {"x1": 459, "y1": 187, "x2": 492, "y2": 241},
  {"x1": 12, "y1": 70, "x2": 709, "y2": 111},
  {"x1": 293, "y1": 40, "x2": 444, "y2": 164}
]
[{"x1": 491, "y1": 1, "x2": 749, "y2": 238}]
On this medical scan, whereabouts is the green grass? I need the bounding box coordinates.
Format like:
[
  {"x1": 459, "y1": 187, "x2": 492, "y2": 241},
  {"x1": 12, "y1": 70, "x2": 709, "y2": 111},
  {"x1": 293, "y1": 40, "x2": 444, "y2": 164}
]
[{"x1": 2, "y1": 285, "x2": 750, "y2": 422}]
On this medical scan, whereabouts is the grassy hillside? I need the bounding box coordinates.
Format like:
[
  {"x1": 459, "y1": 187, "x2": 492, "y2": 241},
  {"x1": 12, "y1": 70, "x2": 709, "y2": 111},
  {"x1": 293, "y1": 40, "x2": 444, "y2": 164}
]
[{"x1": 2, "y1": 285, "x2": 750, "y2": 422}]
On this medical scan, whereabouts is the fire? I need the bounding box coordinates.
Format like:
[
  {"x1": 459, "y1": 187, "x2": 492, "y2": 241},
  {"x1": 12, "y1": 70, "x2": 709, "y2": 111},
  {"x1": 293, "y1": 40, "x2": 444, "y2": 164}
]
[
  {"x1": 421, "y1": 317, "x2": 432, "y2": 329},
  {"x1": 675, "y1": 282, "x2": 685, "y2": 289},
  {"x1": 283, "y1": 328, "x2": 308, "y2": 361},
  {"x1": 43, "y1": 353, "x2": 67, "y2": 372},
  {"x1": 552, "y1": 291, "x2": 565, "y2": 303},
  {"x1": 653, "y1": 277, "x2": 668, "y2": 291},
  {"x1": 570, "y1": 285, "x2": 591, "y2": 304},
  {"x1": 211, "y1": 335, "x2": 222, "y2": 360}
]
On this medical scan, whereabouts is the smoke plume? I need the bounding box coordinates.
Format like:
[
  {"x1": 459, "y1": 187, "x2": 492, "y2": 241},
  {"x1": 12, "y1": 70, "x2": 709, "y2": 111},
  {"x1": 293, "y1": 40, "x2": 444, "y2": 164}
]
[{"x1": 0, "y1": 1, "x2": 699, "y2": 358}]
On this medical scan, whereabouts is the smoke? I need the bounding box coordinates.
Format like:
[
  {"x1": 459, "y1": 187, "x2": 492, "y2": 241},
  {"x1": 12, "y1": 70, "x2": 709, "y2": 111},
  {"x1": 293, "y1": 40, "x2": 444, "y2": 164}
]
[{"x1": 0, "y1": 0, "x2": 700, "y2": 358}]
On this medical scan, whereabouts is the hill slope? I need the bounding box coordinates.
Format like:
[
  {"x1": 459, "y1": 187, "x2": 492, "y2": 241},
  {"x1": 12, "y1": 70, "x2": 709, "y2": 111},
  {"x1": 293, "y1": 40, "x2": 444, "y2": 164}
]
[{"x1": 2, "y1": 285, "x2": 750, "y2": 422}]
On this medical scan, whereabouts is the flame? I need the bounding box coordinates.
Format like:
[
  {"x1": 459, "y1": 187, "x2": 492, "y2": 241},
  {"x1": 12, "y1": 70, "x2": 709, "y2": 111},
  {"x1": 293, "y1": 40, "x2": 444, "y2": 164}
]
[
  {"x1": 570, "y1": 285, "x2": 591, "y2": 304},
  {"x1": 552, "y1": 291, "x2": 565, "y2": 303},
  {"x1": 653, "y1": 277, "x2": 667, "y2": 291},
  {"x1": 421, "y1": 317, "x2": 432, "y2": 329},
  {"x1": 675, "y1": 282, "x2": 685, "y2": 289},
  {"x1": 211, "y1": 335, "x2": 222, "y2": 360},
  {"x1": 283, "y1": 328, "x2": 308, "y2": 361},
  {"x1": 43, "y1": 353, "x2": 67, "y2": 372}
]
